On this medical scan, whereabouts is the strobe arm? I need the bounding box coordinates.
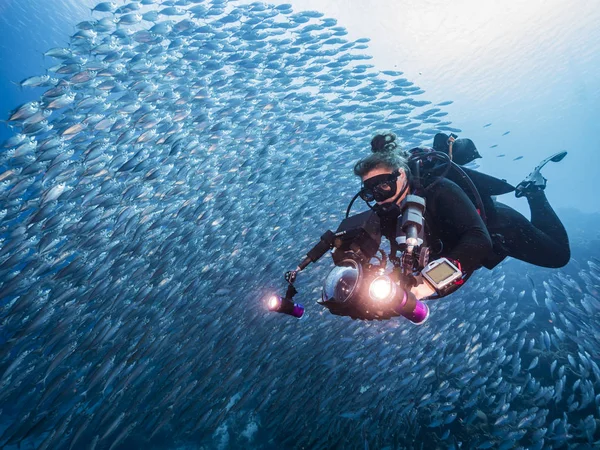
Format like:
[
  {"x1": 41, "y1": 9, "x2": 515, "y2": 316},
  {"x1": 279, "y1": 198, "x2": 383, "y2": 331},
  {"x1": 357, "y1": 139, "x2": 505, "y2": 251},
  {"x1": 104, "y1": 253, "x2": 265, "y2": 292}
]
[
  {"x1": 268, "y1": 230, "x2": 336, "y2": 319},
  {"x1": 298, "y1": 230, "x2": 336, "y2": 271}
]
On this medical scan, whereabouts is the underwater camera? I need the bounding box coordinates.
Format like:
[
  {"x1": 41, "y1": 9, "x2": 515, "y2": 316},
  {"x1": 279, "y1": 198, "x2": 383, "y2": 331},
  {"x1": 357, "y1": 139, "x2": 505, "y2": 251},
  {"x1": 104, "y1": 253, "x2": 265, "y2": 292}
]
[
  {"x1": 318, "y1": 256, "x2": 429, "y2": 324},
  {"x1": 267, "y1": 196, "x2": 431, "y2": 325}
]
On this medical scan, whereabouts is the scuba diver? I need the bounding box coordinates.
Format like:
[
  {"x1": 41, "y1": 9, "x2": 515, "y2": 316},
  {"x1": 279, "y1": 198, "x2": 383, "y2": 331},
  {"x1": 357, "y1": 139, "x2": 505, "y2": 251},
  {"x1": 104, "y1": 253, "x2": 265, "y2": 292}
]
[{"x1": 267, "y1": 132, "x2": 570, "y2": 325}]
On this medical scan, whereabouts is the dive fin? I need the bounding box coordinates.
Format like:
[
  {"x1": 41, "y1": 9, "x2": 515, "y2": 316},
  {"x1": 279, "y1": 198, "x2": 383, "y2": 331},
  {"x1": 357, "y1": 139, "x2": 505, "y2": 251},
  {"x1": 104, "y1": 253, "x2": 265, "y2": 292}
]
[
  {"x1": 515, "y1": 151, "x2": 567, "y2": 198},
  {"x1": 550, "y1": 151, "x2": 568, "y2": 163}
]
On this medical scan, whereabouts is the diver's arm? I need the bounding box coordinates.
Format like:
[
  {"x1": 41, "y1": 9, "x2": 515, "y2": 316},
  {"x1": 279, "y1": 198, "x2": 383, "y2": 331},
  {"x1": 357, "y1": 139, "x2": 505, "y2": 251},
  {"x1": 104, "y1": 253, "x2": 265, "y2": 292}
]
[{"x1": 430, "y1": 179, "x2": 493, "y2": 273}]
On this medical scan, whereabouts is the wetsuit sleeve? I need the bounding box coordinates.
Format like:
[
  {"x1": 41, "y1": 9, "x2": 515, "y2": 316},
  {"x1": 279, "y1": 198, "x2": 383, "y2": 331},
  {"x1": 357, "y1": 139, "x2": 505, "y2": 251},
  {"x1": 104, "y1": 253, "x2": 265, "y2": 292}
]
[{"x1": 429, "y1": 179, "x2": 493, "y2": 273}]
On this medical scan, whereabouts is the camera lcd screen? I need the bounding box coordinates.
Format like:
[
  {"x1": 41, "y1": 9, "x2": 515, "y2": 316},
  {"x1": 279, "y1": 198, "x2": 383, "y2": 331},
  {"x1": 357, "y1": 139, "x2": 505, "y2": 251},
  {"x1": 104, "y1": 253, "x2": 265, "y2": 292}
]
[{"x1": 427, "y1": 261, "x2": 458, "y2": 284}]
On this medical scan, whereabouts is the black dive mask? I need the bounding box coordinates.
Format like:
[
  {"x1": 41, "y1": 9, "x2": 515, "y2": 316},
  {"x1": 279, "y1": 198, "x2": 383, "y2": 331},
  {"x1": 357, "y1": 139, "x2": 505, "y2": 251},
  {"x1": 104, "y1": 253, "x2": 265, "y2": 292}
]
[
  {"x1": 360, "y1": 170, "x2": 401, "y2": 203},
  {"x1": 370, "y1": 178, "x2": 410, "y2": 226}
]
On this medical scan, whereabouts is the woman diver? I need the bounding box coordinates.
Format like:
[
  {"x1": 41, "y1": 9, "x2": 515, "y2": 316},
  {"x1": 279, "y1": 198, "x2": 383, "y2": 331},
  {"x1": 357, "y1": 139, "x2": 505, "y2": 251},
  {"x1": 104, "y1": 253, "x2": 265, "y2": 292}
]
[
  {"x1": 268, "y1": 132, "x2": 570, "y2": 323},
  {"x1": 356, "y1": 132, "x2": 571, "y2": 300}
]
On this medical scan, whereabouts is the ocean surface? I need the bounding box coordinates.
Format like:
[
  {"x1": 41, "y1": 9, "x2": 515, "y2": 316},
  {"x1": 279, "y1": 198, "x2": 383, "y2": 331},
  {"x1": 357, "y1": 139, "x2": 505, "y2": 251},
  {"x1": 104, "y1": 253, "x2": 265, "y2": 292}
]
[{"x1": 1, "y1": 1, "x2": 600, "y2": 449}]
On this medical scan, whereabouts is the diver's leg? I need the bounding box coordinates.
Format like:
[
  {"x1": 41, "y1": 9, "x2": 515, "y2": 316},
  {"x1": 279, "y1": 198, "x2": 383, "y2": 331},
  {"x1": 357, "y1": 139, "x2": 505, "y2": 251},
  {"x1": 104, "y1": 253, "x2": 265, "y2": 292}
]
[
  {"x1": 489, "y1": 202, "x2": 570, "y2": 268},
  {"x1": 494, "y1": 150, "x2": 571, "y2": 267},
  {"x1": 525, "y1": 191, "x2": 570, "y2": 251}
]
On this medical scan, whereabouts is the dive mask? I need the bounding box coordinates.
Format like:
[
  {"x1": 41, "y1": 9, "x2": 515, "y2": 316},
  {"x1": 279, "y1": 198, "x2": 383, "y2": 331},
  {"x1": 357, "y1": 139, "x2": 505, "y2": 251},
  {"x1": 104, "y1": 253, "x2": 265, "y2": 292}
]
[{"x1": 360, "y1": 170, "x2": 400, "y2": 203}]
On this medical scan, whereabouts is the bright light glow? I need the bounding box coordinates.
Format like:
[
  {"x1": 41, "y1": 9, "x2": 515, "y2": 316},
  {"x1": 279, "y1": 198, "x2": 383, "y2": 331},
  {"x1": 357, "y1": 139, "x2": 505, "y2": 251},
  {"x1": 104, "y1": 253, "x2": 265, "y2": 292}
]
[
  {"x1": 267, "y1": 295, "x2": 281, "y2": 311},
  {"x1": 369, "y1": 277, "x2": 393, "y2": 301}
]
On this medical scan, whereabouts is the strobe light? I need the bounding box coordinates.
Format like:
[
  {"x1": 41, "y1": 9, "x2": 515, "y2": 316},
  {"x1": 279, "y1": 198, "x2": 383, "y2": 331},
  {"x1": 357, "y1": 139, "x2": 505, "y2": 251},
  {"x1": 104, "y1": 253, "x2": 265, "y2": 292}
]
[
  {"x1": 369, "y1": 275, "x2": 396, "y2": 302},
  {"x1": 266, "y1": 294, "x2": 304, "y2": 318},
  {"x1": 320, "y1": 260, "x2": 429, "y2": 325}
]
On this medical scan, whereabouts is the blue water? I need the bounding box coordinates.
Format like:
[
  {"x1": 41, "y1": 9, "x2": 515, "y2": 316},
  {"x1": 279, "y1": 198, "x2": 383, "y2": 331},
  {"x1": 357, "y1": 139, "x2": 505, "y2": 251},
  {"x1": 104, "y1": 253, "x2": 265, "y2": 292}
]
[{"x1": 2, "y1": 1, "x2": 600, "y2": 449}]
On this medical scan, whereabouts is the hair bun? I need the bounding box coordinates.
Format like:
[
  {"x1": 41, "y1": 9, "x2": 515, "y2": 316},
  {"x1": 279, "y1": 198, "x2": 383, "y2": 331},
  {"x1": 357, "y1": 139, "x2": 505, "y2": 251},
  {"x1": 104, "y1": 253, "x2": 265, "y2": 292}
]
[{"x1": 371, "y1": 133, "x2": 397, "y2": 153}]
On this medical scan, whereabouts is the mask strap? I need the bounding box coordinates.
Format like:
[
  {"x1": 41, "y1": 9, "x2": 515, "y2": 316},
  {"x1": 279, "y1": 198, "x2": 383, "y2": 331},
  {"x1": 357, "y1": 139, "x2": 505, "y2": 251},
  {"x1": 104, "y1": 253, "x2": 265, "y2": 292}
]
[{"x1": 392, "y1": 178, "x2": 410, "y2": 204}]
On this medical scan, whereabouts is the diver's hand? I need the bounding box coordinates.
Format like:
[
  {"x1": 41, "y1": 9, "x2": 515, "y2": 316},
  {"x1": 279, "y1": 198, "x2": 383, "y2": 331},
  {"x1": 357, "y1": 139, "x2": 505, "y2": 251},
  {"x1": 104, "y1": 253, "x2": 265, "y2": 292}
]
[{"x1": 410, "y1": 276, "x2": 436, "y2": 300}]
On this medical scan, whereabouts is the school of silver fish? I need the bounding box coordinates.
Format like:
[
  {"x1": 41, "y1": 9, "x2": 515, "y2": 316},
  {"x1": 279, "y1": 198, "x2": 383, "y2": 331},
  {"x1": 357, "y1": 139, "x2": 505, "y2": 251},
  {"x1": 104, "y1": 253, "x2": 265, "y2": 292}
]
[{"x1": 1, "y1": 0, "x2": 599, "y2": 449}]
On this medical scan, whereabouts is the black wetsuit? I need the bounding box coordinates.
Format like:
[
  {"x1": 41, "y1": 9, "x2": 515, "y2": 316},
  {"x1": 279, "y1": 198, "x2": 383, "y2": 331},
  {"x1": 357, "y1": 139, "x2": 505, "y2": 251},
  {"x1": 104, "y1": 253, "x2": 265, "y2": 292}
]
[
  {"x1": 421, "y1": 138, "x2": 570, "y2": 276},
  {"x1": 421, "y1": 177, "x2": 570, "y2": 294},
  {"x1": 422, "y1": 178, "x2": 492, "y2": 273},
  {"x1": 485, "y1": 193, "x2": 571, "y2": 269}
]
